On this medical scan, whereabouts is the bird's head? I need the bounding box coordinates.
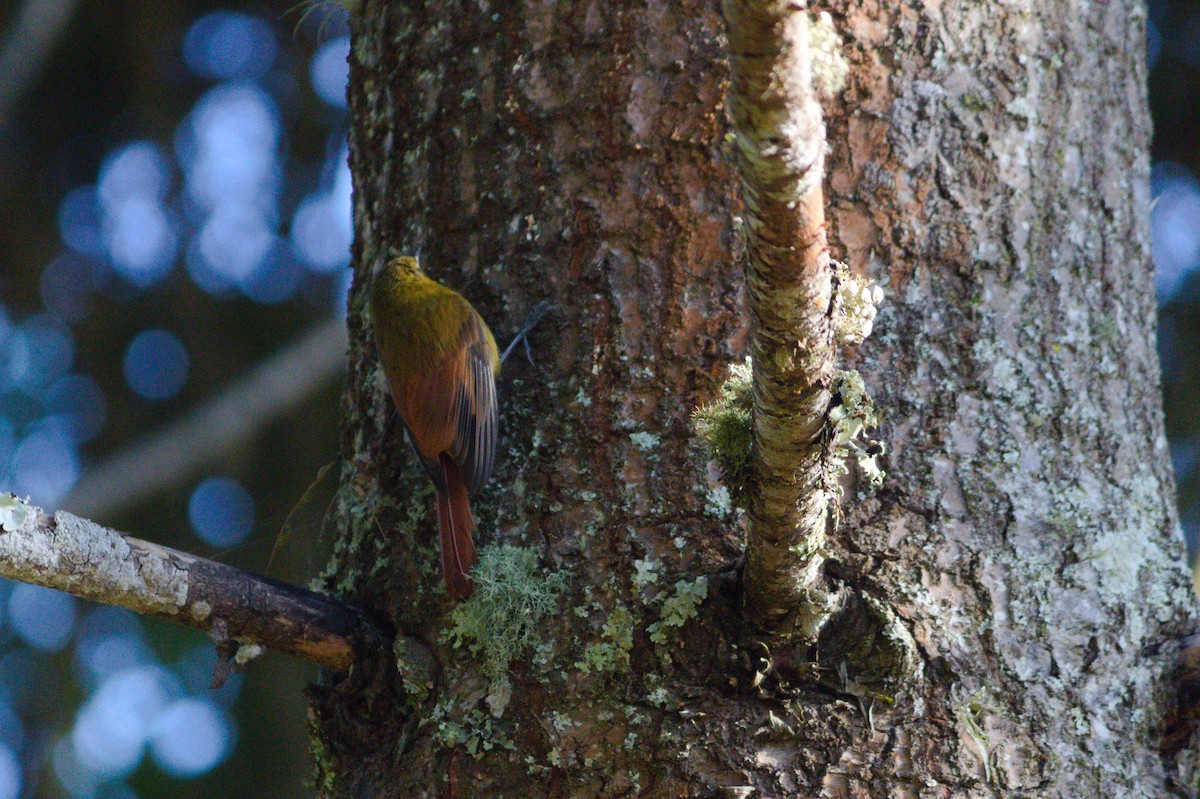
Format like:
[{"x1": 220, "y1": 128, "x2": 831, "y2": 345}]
[
  {"x1": 373, "y1": 254, "x2": 422, "y2": 280},
  {"x1": 390, "y1": 255, "x2": 422, "y2": 275}
]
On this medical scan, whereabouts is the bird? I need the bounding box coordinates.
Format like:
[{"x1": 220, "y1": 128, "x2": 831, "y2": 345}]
[{"x1": 369, "y1": 255, "x2": 499, "y2": 601}]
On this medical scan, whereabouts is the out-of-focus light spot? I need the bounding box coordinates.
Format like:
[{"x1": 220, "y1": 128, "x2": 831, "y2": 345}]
[
  {"x1": 176, "y1": 84, "x2": 281, "y2": 214},
  {"x1": 93, "y1": 141, "x2": 179, "y2": 288},
  {"x1": 9, "y1": 583, "x2": 76, "y2": 652},
  {"x1": 104, "y1": 197, "x2": 178, "y2": 288},
  {"x1": 53, "y1": 736, "x2": 98, "y2": 799},
  {"x1": 0, "y1": 419, "x2": 14, "y2": 482},
  {"x1": 310, "y1": 36, "x2": 349, "y2": 108},
  {"x1": 72, "y1": 666, "x2": 179, "y2": 780},
  {"x1": 77, "y1": 605, "x2": 143, "y2": 644},
  {"x1": 0, "y1": 647, "x2": 36, "y2": 710},
  {"x1": 0, "y1": 394, "x2": 40, "y2": 433},
  {"x1": 149, "y1": 698, "x2": 233, "y2": 777},
  {"x1": 58, "y1": 187, "x2": 105, "y2": 257},
  {"x1": 243, "y1": 246, "x2": 301, "y2": 304},
  {"x1": 10, "y1": 417, "x2": 79, "y2": 508},
  {"x1": 0, "y1": 310, "x2": 11, "y2": 393},
  {"x1": 192, "y1": 203, "x2": 275, "y2": 292},
  {"x1": 40, "y1": 254, "x2": 99, "y2": 324},
  {"x1": 9, "y1": 314, "x2": 74, "y2": 397},
  {"x1": 188, "y1": 477, "x2": 254, "y2": 547},
  {"x1": 291, "y1": 194, "x2": 351, "y2": 272},
  {"x1": 45, "y1": 375, "x2": 107, "y2": 443},
  {"x1": 123, "y1": 330, "x2": 189, "y2": 401},
  {"x1": 0, "y1": 649, "x2": 38, "y2": 713},
  {"x1": 1182, "y1": 506, "x2": 1200, "y2": 564},
  {"x1": 1159, "y1": 314, "x2": 1180, "y2": 383},
  {"x1": 1173, "y1": 435, "x2": 1200, "y2": 485},
  {"x1": 1152, "y1": 162, "x2": 1200, "y2": 303},
  {"x1": 293, "y1": 147, "x2": 351, "y2": 273},
  {"x1": 98, "y1": 142, "x2": 172, "y2": 205},
  {"x1": 0, "y1": 699, "x2": 23, "y2": 752},
  {"x1": 0, "y1": 744, "x2": 20, "y2": 799},
  {"x1": 331, "y1": 147, "x2": 351, "y2": 220},
  {"x1": 75, "y1": 608, "x2": 154, "y2": 691},
  {"x1": 184, "y1": 12, "x2": 278, "y2": 81},
  {"x1": 96, "y1": 785, "x2": 138, "y2": 799}
]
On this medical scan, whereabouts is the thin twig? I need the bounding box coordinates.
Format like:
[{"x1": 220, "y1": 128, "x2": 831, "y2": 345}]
[{"x1": 723, "y1": 0, "x2": 837, "y2": 636}]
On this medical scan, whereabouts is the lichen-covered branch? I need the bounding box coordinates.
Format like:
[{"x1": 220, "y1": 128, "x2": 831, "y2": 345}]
[
  {"x1": 723, "y1": 0, "x2": 837, "y2": 635},
  {"x1": 0, "y1": 494, "x2": 385, "y2": 671}
]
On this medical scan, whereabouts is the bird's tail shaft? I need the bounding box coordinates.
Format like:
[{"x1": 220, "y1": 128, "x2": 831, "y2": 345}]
[{"x1": 435, "y1": 454, "x2": 477, "y2": 601}]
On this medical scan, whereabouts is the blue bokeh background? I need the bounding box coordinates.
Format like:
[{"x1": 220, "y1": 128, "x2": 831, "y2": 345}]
[
  {"x1": 0, "y1": 1, "x2": 352, "y2": 795},
  {"x1": 0, "y1": 1, "x2": 1197, "y2": 797}
]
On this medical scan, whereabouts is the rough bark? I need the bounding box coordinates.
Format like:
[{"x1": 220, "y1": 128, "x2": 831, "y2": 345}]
[{"x1": 310, "y1": 1, "x2": 1198, "y2": 797}]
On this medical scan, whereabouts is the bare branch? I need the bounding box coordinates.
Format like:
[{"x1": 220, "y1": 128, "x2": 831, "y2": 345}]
[
  {"x1": 0, "y1": 494, "x2": 385, "y2": 671},
  {"x1": 723, "y1": 0, "x2": 837, "y2": 635},
  {"x1": 64, "y1": 318, "x2": 348, "y2": 519}
]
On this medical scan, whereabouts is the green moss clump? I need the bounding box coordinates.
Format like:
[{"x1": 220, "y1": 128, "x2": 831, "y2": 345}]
[
  {"x1": 692, "y1": 358, "x2": 753, "y2": 508},
  {"x1": 447, "y1": 545, "x2": 566, "y2": 682}
]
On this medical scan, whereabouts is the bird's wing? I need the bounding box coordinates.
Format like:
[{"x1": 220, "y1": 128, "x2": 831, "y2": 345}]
[
  {"x1": 449, "y1": 311, "x2": 499, "y2": 494},
  {"x1": 395, "y1": 309, "x2": 498, "y2": 495}
]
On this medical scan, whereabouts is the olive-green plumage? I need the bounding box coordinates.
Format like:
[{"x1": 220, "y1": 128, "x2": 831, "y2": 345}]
[{"x1": 370, "y1": 256, "x2": 500, "y2": 600}]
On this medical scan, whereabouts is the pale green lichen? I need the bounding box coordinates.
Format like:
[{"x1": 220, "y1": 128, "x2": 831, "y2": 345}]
[
  {"x1": 632, "y1": 558, "x2": 660, "y2": 591},
  {"x1": 0, "y1": 494, "x2": 33, "y2": 532},
  {"x1": 647, "y1": 577, "x2": 709, "y2": 644},
  {"x1": 433, "y1": 704, "x2": 515, "y2": 757},
  {"x1": 629, "y1": 431, "x2": 659, "y2": 452},
  {"x1": 953, "y1": 687, "x2": 1002, "y2": 784},
  {"x1": 806, "y1": 11, "x2": 850, "y2": 98},
  {"x1": 833, "y1": 261, "x2": 885, "y2": 346},
  {"x1": 705, "y1": 484, "x2": 733, "y2": 516},
  {"x1": 692, "y1": 358, "x2": 753, "y2": 506},
  {"x1": 646, "y1": 686, "x2": 670, "y2": 707},
  {"x1": 307, "y1": 727, "x2": 338, "y2": 795},
  {"x1": 828, "y1": 369, "x2": 886, "y2": 493},
  {"x1": 577, "y1": 605, "x2": 635, "y2": 674},
  {"x1": 447, "y1": 545, "x2": 566, "y2": 682}
]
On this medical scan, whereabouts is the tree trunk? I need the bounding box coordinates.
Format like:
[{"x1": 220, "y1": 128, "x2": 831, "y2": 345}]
[{"x1": 309, "y1": 1, "x2": 1198, "y2": 796}]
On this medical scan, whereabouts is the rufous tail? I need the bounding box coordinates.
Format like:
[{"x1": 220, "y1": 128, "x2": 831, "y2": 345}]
[{"x1": 435, "y1": 453, "x2": 477, "y2": 601}]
